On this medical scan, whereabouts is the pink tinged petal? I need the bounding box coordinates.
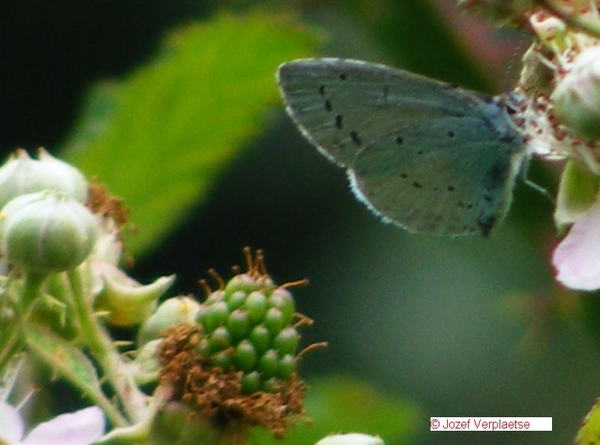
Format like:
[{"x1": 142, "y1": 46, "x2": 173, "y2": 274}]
[
  {"x1": 553, "y1": 199, "x2": 600, "y2": 291},
  {"x1": 23, "y1": 407, "x2": 104, "y2": 445},
  {"x1": 0, "y1": 401, "x2": 24, "y2": 444}
]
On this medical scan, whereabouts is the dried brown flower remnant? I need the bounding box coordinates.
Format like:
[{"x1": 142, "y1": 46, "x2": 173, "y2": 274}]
[
  {"x1": 87, "y1": 181, "x2": 129, "y2": 229},
  {"x1": 158, "y1": 324, "x2": 307, "y2": 438}
]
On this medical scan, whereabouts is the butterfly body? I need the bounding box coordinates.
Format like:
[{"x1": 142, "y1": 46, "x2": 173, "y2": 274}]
[{"x1": 277, "y1": 58, "x2": 527, "y2": 236}]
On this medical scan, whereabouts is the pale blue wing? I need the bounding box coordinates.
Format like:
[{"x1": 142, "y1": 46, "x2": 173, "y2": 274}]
[
  {"x1": 277, "y1": 58, "x2": 527, "y2": 236},
  {"x1": 349, "y1": 116, "x2": 526, "y2": 236},
  {"x1": 277, "y1": 58, "x2": 502, "y2": 167}
]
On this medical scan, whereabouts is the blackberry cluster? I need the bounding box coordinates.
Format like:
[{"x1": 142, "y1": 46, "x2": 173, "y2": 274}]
[{"x1": 196, "y1": 272, "x2": 300, "y2": 394}]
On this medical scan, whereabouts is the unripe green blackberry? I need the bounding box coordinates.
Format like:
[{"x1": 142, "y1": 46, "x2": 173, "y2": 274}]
[
  {"x1": 249, "y1": 325, "x2": 271, "y2": 353},
  {"x1": 258, "y1": 349, "x2": 279, "y2": 377},
  {"x1": 273, "y1": 327, "x2": 300, "y2": 356},
  {"x1": 196, "y1": 271, "x2": 301, "y2": 394},
  {"x1": 227, "y1": 309, "x2": 251, "y2": 341},
  {"x1": 158, "y1": 249, "x2": 318, "y2": 438},
  {"x1": 197, "y1": 300, "x2": 229, "y2": 332}
]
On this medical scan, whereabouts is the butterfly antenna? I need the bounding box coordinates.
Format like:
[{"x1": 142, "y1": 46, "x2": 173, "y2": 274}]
[
  {"x1": 524, "y1": 178, "x2": 555, "y2": 204},
  {"x1": 519, "y1": 157, "x2": 555, "y2": 204}
]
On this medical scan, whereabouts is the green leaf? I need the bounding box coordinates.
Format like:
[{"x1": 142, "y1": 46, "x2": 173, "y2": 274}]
[
  {"x1": 248, "y1": 376, "x2": 423, "y2": 445},
  {"x1": 575, "y1": 399, "x2": 600, "y2": 445},
  {"x1": 24, "y1": 323, "x2": 102, "y2": 395},
  {"x1": 555, "y1": 160, "x2": 600, "y2": 228},
  {"x1": 62, "y1": 12, "x2": 320, "y2": 256}
]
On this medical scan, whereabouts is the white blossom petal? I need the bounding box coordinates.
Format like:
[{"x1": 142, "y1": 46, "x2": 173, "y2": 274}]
[
  {"x1": 315, "y1": 433, "x2": 384, "y2": 445},
  {"x1": 553, "y1": 198, "x2": 600, "y2": 290},
  {"x1": 0, "y1": 401, "x2": 24, "y2": 444},
  {"x1": 23, "y1": 406, "x2": 104, "y2": 445}
]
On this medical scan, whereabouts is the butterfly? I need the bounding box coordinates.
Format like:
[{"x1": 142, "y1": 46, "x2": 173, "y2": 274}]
[{"x1": 277, "y1": 58, "x2": 528, "y2": 236}]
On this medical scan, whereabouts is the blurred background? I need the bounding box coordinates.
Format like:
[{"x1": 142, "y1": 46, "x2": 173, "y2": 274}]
[{"x1": 2, "y1": 1, "x2": 600, "y2": 445}]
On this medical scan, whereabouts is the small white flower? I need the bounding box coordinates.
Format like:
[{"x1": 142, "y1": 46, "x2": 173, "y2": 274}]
[
  {"x1": 0, "y1": 402, "x2": 104, "y2": 445},
  {"x1": 315, "y1": 433, "x2": 384, "y2": 445},
  {"x1": 553, "y1": 195, "x2": 600, "y2": 291}
]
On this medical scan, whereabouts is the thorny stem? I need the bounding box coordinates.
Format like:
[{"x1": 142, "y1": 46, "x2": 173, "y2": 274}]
[
  {"x1": 0, "y1": 273, "x2": 45, "y2": 376},
  {"x1": 67, "y1": 268, "x2": 148, "y2": 424},
  {"x1": 19, "y1": 272, "x2": 46, "y2": 313}
]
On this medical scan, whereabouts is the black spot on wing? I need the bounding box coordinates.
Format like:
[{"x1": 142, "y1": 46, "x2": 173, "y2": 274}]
[
  {"x1": 481, "y1": 158, "x2": 510, "y2": 194},
  {"x1": 477, "y1": 214, "x2": 496, "y2": 237}
]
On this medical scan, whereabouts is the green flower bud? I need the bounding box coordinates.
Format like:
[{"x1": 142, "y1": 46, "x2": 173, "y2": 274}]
[
  {"x1": 0, "y1": 149, "x2": 88, "y2": 209},
  {"x1": 137, "y1": 296, "x2": 201, "y2": 346},
  {"x1": 94, "y1": 271, "x2": 174, "y2": 327},
  {"x1": 552, "y1": 46, "x2": 600, "y2": 141},
  {"x1": 0, "y1": 191, "x2": 97, "y2": 273},
  {"x1": 37, "y1": 149, "x2": 88, "y2": 202},
  {"x1": 132, "y1": 339, "x2": 162, "y2": 385}
]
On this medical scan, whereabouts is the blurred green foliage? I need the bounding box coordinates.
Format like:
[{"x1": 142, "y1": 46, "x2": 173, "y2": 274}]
[
  {"x1": 3, "y1": 1, "x2": 595, "y2": 444},
  {"x1": 62, "y1": 12, "x2": 320, "y2": 255}
]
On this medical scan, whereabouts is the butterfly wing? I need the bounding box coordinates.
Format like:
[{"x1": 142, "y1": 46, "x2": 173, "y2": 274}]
[
  {"x1": 277, "y1": 58, "x2": 498, "y2": 167},
  {"x1": 277, "y1": 58, "x2": 526, "y2": 236},
  {"x1": 349, "y1": 116, "x2": 526, "y2": 236}
]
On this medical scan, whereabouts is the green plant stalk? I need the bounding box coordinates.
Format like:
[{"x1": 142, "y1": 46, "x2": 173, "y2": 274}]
[
  {"x1": 19, "y1": 272, "x2": 46, "y2": 313},
  {"x1": 0, "y1": 326, "x2": 23, "y2": 376},
  {"x1": 46, "y1": 273, "x2": 79, "y2": 320},
  {"x1": 24, "y1": 326, "x2": 127, "y2": 427},
  {"x1": 0, "y1": 273, "x2": 45, "y2": 375},
  {"x1": 67, "y1": 268, "x2": 148, "y2": 423}
]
